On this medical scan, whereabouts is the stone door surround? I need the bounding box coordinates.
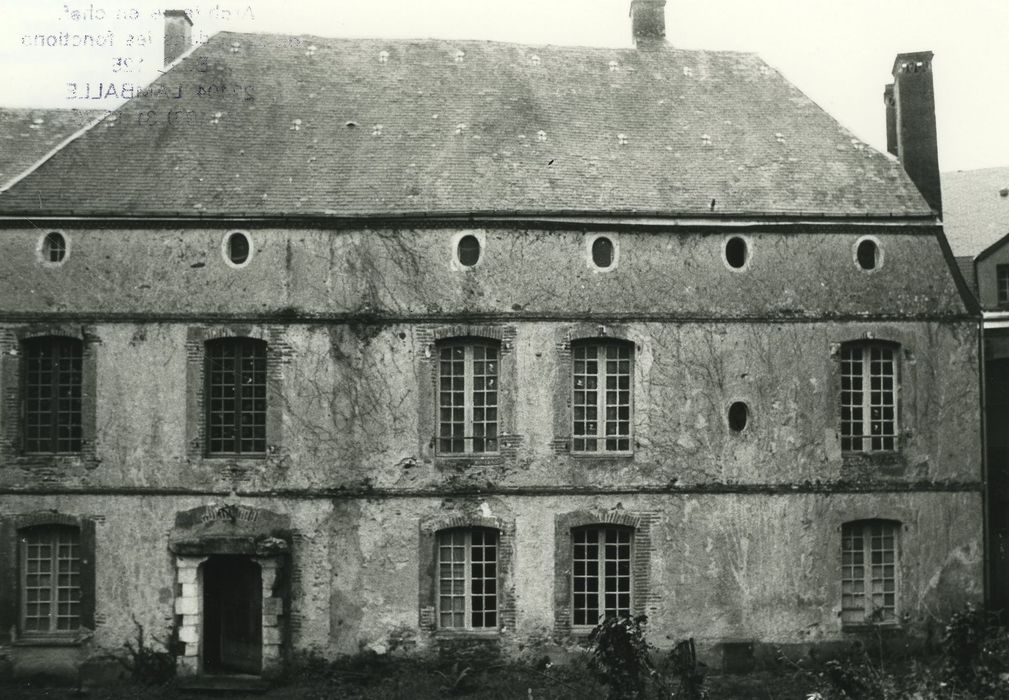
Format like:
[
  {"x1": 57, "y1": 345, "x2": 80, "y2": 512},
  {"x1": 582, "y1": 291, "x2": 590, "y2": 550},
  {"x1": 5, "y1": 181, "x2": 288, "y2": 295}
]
[{"x1": 168, "y1": 504, "x2": 290, "y2": 677}]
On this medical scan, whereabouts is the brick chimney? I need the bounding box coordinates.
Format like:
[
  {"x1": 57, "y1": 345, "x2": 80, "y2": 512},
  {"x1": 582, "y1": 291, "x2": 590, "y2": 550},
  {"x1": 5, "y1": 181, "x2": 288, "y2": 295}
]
[
  {"x1": 164, "y1": 10, "x2": 193, "y2": 67},
  {"x1": 889, "y1": 51, "x2": 942, "y2": 216},
  {"x1": 630, "y1": 0, "x2": 666, "y2": 47}
]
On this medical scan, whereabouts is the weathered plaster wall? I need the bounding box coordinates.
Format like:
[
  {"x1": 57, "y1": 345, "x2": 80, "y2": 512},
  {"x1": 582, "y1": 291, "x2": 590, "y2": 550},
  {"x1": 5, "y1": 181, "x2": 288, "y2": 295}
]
[
  {"x1": 0, "y1": 495, "x2": 333, "y2": 676},
  {"x1": 0, "y1": 226, "x2": 967, "y2": 317},
  {"x1": 0, "y1": 319, "x2": 980, "y2": 491},
  {"x1": 0, "y1": 491, "x2": 983, "y2": 670},
  {"x1": 0, "y1": 222, "x2": 981, "y2": 674}
]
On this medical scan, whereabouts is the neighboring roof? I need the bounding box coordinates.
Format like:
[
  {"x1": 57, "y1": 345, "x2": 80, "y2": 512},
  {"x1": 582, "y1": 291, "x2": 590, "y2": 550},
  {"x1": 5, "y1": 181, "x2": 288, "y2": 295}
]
[
  {"x1": 941, "y1": 167, "x2": 1009, "y2": 256},
  {"x1": 975, "y1": 230, "x2": 1009, "y2": 264},
  {"x1": 0, "y1": 33, "x2": 932, "y2": 218},
  {"x1": 0, "y1": 108, "x2": 104, "y2": 189},
  {"x1": 954, "y1": 255, "x2": 977, "y2": 299}
]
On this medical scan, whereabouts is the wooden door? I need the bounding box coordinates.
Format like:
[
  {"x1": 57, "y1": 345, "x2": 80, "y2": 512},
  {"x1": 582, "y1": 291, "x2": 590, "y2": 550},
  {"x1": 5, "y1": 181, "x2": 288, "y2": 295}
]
[{"x1": 203, "y1": 556, "x2": 262, "y2": 675}]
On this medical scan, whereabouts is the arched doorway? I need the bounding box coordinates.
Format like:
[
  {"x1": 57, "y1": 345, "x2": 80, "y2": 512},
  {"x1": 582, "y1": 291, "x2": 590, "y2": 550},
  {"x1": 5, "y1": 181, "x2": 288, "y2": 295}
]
[{"x1": 202, "y1": 556, "x2": 263, "y2": 674}]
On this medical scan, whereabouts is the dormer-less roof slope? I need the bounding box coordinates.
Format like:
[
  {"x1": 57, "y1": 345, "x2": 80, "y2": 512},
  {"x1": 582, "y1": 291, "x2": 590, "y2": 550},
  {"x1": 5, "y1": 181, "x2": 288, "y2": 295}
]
[
  {"x1": 0, "y1": 108, "x2": 104, "y2": 190},
  {"x1": 941, "y1": 167, "x2": 1009, "y2": 256},
  {"x1": 0, "y1": 32, "x2": 932, "y2": 218}
]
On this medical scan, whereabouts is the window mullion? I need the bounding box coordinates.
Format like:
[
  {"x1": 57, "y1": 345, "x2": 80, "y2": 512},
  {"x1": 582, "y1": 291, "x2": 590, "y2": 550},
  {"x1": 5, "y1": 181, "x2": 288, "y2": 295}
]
[
  {"x1": 861, "y1": 356, "x2": 871, "y2": 453},
  {"x1": 464, "y1": 531, "x2": 473, "y2": 629},
  {"x1": 233, "y1": 344, "x2": 244, "y2": 454},
  {"x1": 50, "y1": 348, "x2": 60, "y2": 454},
  {"x1": 596, "y1": 348, "x2": 606, "y2": 442},
  {"x1": 596, "y1": 529, "x2": 602, "y2": 619},
  {"x1": 48, "y1": 532, "x2": 58, "y2": 632},
  {"x1": 862, "y1": 523, "x2": 873, "y2": 619},
  {"x1": 464, "y1": 346, "x2": 474, "y2": 454},
  {"x1": 53, "y1": 531, "x2": 62, "y2": 632}
]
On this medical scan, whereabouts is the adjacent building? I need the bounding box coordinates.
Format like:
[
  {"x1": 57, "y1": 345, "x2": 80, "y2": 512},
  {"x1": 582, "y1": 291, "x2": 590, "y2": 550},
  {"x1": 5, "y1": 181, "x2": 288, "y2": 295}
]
[
  {"x1": 941, "y1": 167, "x2": 1009, "y2": 616},
  {"x1": 0, "y1": 2, "x2": 983, "y2": 680}
]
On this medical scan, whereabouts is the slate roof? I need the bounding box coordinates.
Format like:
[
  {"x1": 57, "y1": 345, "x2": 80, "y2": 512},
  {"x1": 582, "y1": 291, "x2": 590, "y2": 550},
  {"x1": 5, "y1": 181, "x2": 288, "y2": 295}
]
[
  {"x1": 0, "y1": 33, "x2": 932, "y2": 218},
  {"x1": 941, "y1": 167, "x2": 1009, "y2": 256},
  {"x1": 0, "y1": 108, "x2": 104, "y2": 189},
  {"x1": 954, "y1": 255, "x2": 977, "y2": 299}
]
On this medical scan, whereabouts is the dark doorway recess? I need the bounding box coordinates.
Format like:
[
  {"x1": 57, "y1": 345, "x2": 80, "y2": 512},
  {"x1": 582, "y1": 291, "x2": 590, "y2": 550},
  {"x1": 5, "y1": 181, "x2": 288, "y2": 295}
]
[
  {"x1": 986, "y1": 358, "x2": 1009, "y2": 618},
  {"x1": 203, "y1": 555, "x2": 262, "y2": 675}
]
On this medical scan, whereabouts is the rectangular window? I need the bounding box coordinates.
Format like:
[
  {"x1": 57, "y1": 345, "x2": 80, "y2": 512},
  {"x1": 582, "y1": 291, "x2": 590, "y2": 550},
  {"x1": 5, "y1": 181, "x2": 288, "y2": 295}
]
[
  {"x1": 23, "y1": 337, "x2": 83, "y2": 454},
  {"x1": 999, "y1": 265, "x2": 1009, "y2": 304},
  {"x1": 573, "y1": 341, "x2": 632, "y2": 453},
  {"x1": 840, "y1": 343, "x2": 897, "y2": 453},
  {"x1": 438, "y1": 343, "x2": 498, "y2": 454},
  {"x1": 572, "y1": 526, "x2": 632, "y2": 626},
  {"x1": 20, "y1": 526, "x2": 81, "y2": 635},
  {"x1": 206, "y1": 338, "x2": 267, "y2": 455},
  {"x1": 437, "y1": 529, "x2": 498, "y2": 629},
  {"x1": 841, "y1": 521, "x2": 899, "y2": 625}
]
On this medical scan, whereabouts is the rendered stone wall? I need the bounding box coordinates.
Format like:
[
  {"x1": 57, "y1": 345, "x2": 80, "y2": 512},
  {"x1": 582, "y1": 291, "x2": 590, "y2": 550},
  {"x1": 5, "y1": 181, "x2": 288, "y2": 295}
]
[
  {"x1": 0, "y1": 222, "x2": 982, "y2": 676},
  {"x1": 0, "y1": 490, "x2": 983, "y2": 674},
  {"x1": 0, "y1": 318, "x2": 981, "y2": 492},
  {"x1": 0, "y1": 225, "x2": 968, "y2": 318}
]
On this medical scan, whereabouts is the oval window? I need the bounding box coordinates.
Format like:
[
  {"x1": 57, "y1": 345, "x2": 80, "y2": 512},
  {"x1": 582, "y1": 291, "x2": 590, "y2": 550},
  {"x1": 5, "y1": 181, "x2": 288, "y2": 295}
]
[
  {"x1": 728, "y1": 401, "x2": 749, "y2": 432},
  {"x1": 725, "y1": 236, "x2": 747, "y2": 269},
  {"x1": 856, "y1": 239, "x2": 879, "y2": 271},
  {"x1": 592, "y1": 237, "x2": 615, "y2": 269},
  {"x1": 227, "y1": 232, "x2": 251, "y2": 265},
  {"x1": 42, "y1": 231, "x2": 67, "y2": 263},
  {"x1": 457, "y1": 235, "x2": 481, "y2": 267}
]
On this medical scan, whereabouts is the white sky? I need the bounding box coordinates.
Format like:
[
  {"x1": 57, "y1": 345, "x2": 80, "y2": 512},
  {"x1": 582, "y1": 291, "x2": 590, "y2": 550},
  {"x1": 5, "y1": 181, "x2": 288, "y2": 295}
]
[{"x1": 1, "y1": 0, "x2": 1007, "y2": 172}]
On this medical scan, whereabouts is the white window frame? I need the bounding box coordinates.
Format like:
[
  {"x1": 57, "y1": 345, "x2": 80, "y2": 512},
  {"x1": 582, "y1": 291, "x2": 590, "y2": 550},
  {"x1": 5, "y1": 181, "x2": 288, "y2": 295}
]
[
  {"x1": 571, "y1": 525, "x2": 634, "y2": 628},
  {"x1": 997, "y1": 264, "x2": 1009, "y2": 304},
  {"x1": 840, "y1": 342, "x2": 899, "y2": 454},
  {"x1": 19, "y1": 525, "x2": 82, "y2": 636},
  {"x1": 571, "y1": 340, "x2": 633, "y2": 454},
  {"x1": 436, "y1": 341, "x2": 500, "y2": 455},
  {"x1": 841, "y1": 520, "x2": 900, "y2": 626},
  {"x1": 436, "y1": 528, "x2": 499, "y2": 630}
]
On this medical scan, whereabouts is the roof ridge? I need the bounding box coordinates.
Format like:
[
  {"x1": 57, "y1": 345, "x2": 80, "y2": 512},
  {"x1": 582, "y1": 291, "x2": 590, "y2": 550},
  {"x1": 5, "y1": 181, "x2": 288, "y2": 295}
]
[{"x1": 210, "y1": 30, "x2": 760, "y2": 57}]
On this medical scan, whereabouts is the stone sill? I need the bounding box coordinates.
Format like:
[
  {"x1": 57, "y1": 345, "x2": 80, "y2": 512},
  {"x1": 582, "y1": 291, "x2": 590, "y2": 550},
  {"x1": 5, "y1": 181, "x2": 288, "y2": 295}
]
[
  {"x1": 841, "y1": 451, "x2": 904, "y2": 468},
  {"x1": 10, "y1": 455, "x2": 99, "y2": 469},
  {"x1": 841, "y1": 623, "x2": 903, "y2": 634},
  {"x1": 12, "y1": 636, "x2": 82, "y2": 647},
  {"x1": 435, "y1": 455, "x2": 505, "y2": 469},
  {"x1": 569, "y1": 452, "x2": 635, "y2": 461},
  {"x1": 433, "y1": 629, "x2": 501, "y2": 639},
  {"x1": 567, "y1": 627, "x2": 597, "y2": 642}
]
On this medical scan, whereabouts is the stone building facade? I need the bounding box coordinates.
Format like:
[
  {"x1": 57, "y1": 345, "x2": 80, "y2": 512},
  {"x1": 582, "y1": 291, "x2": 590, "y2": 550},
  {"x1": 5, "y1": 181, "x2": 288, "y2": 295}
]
[{"x1": 0, "y1": 3, "x2": 983, "y2": 681}]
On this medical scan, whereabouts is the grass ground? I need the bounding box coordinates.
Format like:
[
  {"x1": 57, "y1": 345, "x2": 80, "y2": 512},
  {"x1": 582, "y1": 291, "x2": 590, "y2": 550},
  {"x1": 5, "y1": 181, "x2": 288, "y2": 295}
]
[{"x1": 0, "y1": 665, "x2": 821, "y2": 700}]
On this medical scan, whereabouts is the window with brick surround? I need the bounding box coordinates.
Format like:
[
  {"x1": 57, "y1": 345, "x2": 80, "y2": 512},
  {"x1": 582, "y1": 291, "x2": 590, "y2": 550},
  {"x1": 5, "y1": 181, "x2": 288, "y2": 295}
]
[
  {"x1": 22, "y1": 336, "x2": 83, "y2": 454},
  {"x1": 841, "y1": 520, "x2": 899, "y2": 625},
  {"x1": 572, "y1": 340, "x2": 632, "y2": 453},
  {"x1": 840, "y1": 342, "x2": 898, "y2": 453},
  {"x1": 205, "y1": 337, "x2": 267, "y2": 455},
  {"x1": 438, "y1": 341, "x2": 499, "y2": 454},
  {"x1": 572, "y1": 525, "x2": 633, "y2": 626},
  {"x1": 0, "y1": 514, "x2": 95, "y2": 644},
  {"x1": 437, "y1": 528, "x2": 498, "y2": 630},
  {"x1": 998, "y1": 265, "x2": 1009, "y2": 304},
  {"x1": 19, "y1": 525, "x2": 81, "y2": 636}
]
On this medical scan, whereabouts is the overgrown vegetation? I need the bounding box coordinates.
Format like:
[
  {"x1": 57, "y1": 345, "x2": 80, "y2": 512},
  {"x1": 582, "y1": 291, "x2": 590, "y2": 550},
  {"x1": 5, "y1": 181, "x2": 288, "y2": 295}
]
[
  {"x1": 8, "y1": 605, "x2": 1009, "y2": 699},
  {"x1": 588, "y1": 614, "x2": 707, "y2": 699},
  {"x1": 808, "y1": 604, "x2": 1009, "y2": 699},
  {"x1": 119, "y1": 617, "x2": 176, "y2": 685}
]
